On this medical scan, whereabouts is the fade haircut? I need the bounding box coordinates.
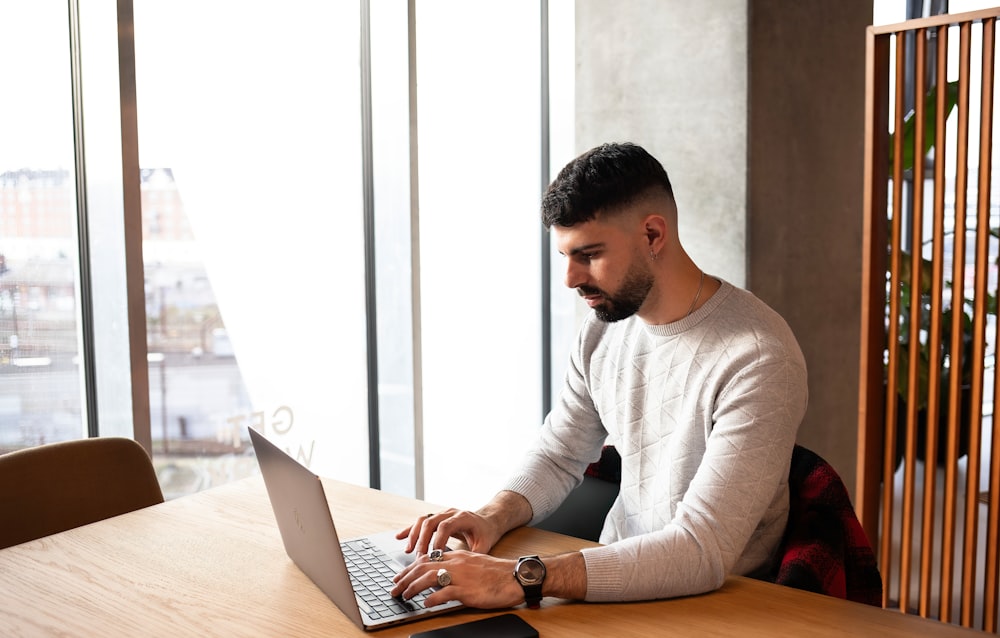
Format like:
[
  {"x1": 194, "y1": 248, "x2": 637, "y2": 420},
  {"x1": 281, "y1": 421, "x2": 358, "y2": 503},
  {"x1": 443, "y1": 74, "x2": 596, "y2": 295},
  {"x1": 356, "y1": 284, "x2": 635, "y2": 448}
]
[{"x1": 541, "y1": 142, "x2": 675, "y2": 229}]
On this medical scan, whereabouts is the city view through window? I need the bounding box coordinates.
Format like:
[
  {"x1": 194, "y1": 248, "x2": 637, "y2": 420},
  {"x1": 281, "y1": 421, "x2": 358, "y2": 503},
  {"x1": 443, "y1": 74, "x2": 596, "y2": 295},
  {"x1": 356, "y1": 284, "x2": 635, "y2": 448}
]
[{"x1": 0, "y1": 166, "x2": 257, "y2": 498}]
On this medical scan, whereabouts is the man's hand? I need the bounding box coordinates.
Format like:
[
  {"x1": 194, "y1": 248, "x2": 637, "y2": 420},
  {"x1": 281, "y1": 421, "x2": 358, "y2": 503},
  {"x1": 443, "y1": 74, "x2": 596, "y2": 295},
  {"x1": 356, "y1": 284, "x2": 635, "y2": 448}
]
[
  {"x1": 391, "y1": 491, "x2": 592, "y2": 610},
  {"x1": 395, "y1": 508, "x2": 501, "y2": 556},
  {"x1": 390, "y1": 549, "x2": 588, "y2": 609},
  {"x1": 390, "y1": 550, "x2": 524, "y2": 609},
  {"x1": 395, "y1": 490, "x2": 534, "y2": 556}
]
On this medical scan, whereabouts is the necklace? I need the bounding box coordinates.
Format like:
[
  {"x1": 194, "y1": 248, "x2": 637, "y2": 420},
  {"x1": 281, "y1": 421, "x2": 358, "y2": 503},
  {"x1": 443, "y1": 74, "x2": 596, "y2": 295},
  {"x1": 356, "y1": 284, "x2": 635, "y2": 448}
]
[{"x1": 685, "y1": 271, "x2": 705, "y2": 317}]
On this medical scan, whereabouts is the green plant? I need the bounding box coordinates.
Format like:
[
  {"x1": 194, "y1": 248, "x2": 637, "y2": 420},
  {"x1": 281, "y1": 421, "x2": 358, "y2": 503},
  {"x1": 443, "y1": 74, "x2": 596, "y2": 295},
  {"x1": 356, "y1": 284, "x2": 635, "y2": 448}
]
[
  {"x1": 889, "y1": 80, "x2": 959, "y2": 173},
  {"x1": 891, "y1": 247, "x2": 995, "y2": 409},
  {"x1": 889, "y1": 240, "x2": 996, "y2": 466},
  {"x1": 886, "y1": 78, "x2": 978, "y2": 395}
]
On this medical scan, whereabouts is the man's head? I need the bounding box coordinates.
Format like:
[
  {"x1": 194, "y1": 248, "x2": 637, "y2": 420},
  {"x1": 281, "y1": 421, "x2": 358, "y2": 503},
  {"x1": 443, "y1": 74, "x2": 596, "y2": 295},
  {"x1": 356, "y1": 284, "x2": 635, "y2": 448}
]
[
  {"x1": 544, "y1": 143, "x2": 682, "y2": 323},
  {"x1": 541, "y1": 142, "x2": 675, "y2": 229}
]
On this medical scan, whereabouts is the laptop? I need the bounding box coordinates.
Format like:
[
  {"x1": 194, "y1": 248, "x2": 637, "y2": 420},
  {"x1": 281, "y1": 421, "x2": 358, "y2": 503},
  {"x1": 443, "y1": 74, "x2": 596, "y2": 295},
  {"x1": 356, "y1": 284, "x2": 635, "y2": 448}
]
[{"x1": 248, "y1": 427, "x2": 463, "y2": 631}]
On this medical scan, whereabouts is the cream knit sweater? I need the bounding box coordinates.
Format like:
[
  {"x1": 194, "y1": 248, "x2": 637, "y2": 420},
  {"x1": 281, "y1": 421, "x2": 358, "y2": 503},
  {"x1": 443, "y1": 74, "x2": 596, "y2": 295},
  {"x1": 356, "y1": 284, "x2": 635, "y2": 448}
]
[{"x1": 502, "y1": 279, "x2": 809, "y2": 602}]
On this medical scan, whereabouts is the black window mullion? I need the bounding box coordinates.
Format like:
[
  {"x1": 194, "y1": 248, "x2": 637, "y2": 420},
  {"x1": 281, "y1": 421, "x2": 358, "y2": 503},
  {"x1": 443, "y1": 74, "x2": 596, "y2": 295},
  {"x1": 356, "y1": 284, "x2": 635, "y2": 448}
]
[
  {"x1": 540, "y1": 0, "x2": 552, "y2": 420},
  {"x1": 360, "y1": 0, "x2": 380, "y2": 490},
  {"x1": 67, "y1": 0, "x2": 99, "y2": 438}
]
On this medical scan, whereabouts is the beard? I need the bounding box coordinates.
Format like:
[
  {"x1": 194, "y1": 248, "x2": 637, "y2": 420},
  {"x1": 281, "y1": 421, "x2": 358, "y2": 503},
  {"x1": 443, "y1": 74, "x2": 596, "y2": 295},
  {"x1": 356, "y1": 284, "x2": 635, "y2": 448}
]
[{"x1": 578, "y1": 259, "x2": 654, "y2": 323}]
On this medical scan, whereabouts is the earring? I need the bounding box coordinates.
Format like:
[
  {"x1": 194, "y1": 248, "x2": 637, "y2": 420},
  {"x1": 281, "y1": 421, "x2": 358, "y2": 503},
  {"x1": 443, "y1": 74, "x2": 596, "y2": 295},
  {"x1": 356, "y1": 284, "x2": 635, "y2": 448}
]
[{"x1": 650, "y1": 250, "x2": 657, "y2": 261}]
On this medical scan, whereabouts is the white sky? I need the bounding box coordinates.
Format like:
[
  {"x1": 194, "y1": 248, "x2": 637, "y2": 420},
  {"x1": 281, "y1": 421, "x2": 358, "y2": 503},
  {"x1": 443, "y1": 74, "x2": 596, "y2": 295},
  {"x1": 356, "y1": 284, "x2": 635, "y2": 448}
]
[{"x1": 0, "y1": 1, "x2": 75, "y2": 170}]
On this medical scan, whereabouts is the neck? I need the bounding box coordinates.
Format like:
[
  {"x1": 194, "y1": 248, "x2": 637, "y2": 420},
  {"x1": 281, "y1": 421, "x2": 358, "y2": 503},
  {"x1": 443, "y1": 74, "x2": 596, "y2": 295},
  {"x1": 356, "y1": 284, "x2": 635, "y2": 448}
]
[{"x1": 637, "y1": 256, "x2": 714, "y2": 325}]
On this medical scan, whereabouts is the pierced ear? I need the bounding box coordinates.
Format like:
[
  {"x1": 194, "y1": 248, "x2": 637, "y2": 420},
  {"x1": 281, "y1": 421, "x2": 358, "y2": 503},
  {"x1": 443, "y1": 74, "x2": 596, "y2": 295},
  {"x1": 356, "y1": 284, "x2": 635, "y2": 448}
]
[{"x1": 643, "y1": 216, "x2": 668, "y2": 252}]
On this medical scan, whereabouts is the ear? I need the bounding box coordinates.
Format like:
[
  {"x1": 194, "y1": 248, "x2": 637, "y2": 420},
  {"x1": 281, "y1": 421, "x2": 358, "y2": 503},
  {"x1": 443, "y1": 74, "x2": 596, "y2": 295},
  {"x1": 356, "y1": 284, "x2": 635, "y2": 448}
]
[{"x1": 642, "y1": 214, "x2": 668, "y2": 254}]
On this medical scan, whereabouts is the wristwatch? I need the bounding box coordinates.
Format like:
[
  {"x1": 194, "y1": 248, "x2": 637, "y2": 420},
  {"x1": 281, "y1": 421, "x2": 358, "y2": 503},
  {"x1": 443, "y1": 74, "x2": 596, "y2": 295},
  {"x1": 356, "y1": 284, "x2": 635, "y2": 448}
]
[{"x1": 514, "y1": 555, "x2": 546, "y2": 609}]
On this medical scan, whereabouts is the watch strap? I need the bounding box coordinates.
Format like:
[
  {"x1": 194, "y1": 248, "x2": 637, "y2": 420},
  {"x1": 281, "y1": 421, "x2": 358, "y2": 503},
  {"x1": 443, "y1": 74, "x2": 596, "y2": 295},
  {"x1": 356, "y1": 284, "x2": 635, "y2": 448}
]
[{"x1": 515, "y1": 555, "x2": 545, "y2": 609}]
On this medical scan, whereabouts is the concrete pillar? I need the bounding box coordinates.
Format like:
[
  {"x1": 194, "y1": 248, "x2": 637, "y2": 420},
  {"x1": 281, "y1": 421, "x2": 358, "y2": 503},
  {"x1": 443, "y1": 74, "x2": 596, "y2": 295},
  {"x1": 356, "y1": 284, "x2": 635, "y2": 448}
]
[{"x1": 748, "y1": 0, "x2": 871, "y2": 492}]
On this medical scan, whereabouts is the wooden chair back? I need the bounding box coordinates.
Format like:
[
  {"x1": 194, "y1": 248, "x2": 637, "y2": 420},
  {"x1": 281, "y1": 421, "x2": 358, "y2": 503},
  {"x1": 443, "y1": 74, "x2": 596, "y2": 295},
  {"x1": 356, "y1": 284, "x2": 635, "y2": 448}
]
[{"x1": 0, "y1": 437, "x2": 164, "y2": 549}]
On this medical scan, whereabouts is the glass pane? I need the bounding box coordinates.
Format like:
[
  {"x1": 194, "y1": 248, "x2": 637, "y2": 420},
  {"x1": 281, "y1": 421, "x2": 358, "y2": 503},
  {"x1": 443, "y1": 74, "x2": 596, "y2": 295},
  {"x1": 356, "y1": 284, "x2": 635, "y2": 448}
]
[
  {"x1": 547, "y1": 0, "x2": 579, "y2": 408},
  {"x1": 371, "y1": 0, "x2": 418, "y2": 496},
  {"x1": 417, "y1": 2, "x2": 544, "y2": 508},
  {"x1": 0, "y1": 3, "x2": 85, "y2": 451},
  {"x1": 139, "y1": 167, "x2": 256, "y2": 497},
  {"x1": 134, "y1": 1, "x2": 368, "y2": 495}
]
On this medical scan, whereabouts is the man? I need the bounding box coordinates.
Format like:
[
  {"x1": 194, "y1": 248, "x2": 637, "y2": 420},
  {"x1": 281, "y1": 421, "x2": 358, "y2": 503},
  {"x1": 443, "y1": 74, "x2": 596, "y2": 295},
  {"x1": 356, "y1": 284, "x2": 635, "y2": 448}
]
[{"x1": 390, "y1": 142, "x2": 808, "y2": 609}]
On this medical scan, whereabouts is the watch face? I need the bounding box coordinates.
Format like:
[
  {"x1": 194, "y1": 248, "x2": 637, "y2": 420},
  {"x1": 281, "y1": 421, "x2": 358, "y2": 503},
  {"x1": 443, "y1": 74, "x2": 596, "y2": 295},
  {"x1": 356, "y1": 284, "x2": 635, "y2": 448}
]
[{"x1": 516, "y1": 558, "x2": 545, "y2": 584}]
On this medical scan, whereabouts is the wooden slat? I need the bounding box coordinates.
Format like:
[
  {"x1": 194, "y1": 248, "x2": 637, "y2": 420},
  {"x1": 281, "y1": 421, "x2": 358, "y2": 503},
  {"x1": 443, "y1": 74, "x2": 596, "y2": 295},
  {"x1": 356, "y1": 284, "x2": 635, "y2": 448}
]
[
  {"x1": 985, "y1": 77, "x2": 1000, "y2": 617},
  {"x1": 899, "y1": 27, "x2": 930, "y2": 615},
  {"x1": 857, "y1": 21, "x2": 892, "y2": 553},
  {"x1": 880, "y1": 28, "x2": 910, "y2": 612},
  {"x1": 964, "y1": 17, "x2": 996, "y2": 629},
  {"x1": 920, "y1": 22, "x2": 950, "y2": 620},
  {"x1": 987, "y1": 305, "x2": 1000, "y2": 632},
  {"x1": 940, "y1": 20, "x2": 973, "y2": 627}
]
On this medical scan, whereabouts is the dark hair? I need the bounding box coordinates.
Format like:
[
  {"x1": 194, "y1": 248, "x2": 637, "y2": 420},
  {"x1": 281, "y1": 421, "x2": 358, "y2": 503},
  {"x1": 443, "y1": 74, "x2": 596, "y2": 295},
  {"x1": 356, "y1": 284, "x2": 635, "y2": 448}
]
[{"x1": 541, "y1": 142, "x2": 675, "y2": 228}]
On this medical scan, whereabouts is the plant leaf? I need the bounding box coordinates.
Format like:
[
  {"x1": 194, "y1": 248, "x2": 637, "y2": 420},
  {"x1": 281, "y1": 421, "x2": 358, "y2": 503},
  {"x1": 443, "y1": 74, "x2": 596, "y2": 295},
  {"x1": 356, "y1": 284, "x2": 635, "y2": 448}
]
[{"x1": 888, "y1": 80, "x2": 960, "y2": 171}]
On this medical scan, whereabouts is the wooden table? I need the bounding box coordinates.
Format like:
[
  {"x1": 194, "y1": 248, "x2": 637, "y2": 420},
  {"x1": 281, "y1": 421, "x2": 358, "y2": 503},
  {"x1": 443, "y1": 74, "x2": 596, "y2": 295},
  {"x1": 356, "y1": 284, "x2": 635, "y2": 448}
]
[{"x1": 0, "y1": 475, "x2": 986, "y2": 636}]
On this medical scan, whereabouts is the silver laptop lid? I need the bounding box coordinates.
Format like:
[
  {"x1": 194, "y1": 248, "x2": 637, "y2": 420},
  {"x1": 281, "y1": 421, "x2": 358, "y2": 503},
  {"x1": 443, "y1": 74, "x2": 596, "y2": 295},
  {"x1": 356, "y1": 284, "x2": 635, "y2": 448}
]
[{"x1": 249, "y1": 427, "x2": 368, "y2": 629}]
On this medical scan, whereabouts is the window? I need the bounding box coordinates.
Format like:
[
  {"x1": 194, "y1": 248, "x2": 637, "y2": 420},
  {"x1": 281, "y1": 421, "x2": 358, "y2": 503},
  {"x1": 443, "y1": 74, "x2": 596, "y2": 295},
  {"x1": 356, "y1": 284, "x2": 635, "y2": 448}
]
[
  {"x1": 0, "y1": 2, "x2": 84, "y2": 450},
  {"x1": 134, "y1": 1, "x2": 369, "y2": 493},
  {"x1": 4, "y1": 1, "x2": 576, "y2": 508}
]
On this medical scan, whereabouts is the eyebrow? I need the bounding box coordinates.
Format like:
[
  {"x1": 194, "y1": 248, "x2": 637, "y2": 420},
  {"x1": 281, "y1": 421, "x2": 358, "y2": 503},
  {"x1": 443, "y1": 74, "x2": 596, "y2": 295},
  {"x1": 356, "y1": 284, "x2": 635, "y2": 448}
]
[{"x1": 564, "y1": 242, "x2": 605, "y2": 257}]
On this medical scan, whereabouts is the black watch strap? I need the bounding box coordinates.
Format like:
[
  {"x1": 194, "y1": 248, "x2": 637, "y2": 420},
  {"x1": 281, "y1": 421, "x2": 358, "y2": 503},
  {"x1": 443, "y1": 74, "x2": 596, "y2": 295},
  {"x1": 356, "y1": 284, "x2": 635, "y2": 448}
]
[
  {"x1": 522, "y1": 583, "x2": 543, "y2": 609},
  {"x1": 514, "y1": 555, "x2": 546, "y2": 609}
]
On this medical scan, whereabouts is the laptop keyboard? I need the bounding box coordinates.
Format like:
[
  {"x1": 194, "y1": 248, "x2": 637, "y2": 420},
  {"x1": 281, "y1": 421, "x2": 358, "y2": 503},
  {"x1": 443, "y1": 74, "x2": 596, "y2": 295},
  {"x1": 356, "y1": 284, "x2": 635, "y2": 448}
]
[{"x1": 341, "y1": 538, "x2": 431, "y2": 621}]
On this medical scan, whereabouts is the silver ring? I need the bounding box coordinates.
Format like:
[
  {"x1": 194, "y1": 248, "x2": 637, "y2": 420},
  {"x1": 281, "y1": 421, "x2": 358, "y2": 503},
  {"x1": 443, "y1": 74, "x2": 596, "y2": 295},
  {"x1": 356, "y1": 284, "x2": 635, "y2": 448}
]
[
  {"x1": 436, "y1": 568, "x2": 452, "y2": 587},
  {"x1": 428, "y1": 548, "x2": 444, "y2": 562}
]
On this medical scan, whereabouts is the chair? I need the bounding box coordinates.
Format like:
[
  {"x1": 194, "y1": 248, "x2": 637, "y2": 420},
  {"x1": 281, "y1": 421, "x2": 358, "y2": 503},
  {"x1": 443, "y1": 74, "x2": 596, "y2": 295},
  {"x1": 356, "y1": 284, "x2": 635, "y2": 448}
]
[
  {"x1": 533, "y1": 446, "x2": 621, "y2": 541},
  {"x1": 0, "y1": 437, "x2": 164, "y2": 549},
  {"x1": 769, "y1": 445, "x2": 883, "y2": 606}
]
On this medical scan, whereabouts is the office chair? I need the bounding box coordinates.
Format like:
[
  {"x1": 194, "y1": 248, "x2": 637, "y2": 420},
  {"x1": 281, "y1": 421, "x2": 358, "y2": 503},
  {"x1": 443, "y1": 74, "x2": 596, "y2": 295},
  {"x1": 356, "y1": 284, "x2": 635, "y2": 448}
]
[
  {"x1": 0, "y1": 437, "x2": 164, "y2": 549},
  {"x1": 533, "y1": 445, "x2": 621, "y2": 542},
  {"x1": 769, "y1": 445, "x2": 883, "y2": 606}
]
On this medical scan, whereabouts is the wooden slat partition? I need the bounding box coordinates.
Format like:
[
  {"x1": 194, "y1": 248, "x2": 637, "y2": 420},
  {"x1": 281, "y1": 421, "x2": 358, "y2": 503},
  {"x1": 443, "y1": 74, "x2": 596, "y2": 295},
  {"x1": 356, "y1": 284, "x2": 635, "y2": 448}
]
[{"x1": 858, "y1": 7, "x2": 1000, "y2": 632}]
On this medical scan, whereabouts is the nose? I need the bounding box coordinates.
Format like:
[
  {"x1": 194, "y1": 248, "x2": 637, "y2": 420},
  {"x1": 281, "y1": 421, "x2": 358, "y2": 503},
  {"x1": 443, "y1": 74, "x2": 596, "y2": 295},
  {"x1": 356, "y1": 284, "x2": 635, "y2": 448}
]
[{"x1": 564, "y1": 259, "x2": 586, "y2": 290}]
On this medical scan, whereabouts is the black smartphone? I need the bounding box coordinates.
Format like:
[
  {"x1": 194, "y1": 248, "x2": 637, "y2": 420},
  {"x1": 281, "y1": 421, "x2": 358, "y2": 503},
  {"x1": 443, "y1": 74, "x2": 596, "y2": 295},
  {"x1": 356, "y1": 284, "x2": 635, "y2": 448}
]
[{"x1": 408, "y1": 613, "x2": 539, "y2": 638}]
